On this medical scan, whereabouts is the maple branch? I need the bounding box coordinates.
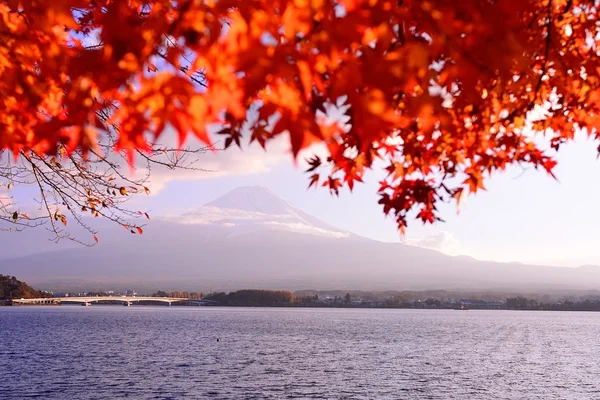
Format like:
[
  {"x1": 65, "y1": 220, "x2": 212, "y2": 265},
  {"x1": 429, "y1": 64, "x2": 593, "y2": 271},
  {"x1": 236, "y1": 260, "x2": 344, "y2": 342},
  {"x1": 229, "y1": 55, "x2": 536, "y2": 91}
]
[
  {"x1": 83, "y1": 43, "x2": 103, "y2": 50},
  {"x1": 562, "y1": 0, "x2": 573, "y2": 14},
  {"x1": 135, "y1": 146, "x2": 215, "y2": 172},
  {"x1": 538, "y1": 0, "x2": 554, "y2": 94},
  {"x1": 155, "y1": 49, "x2": 208, "y2": 88},
  {"x1": 2, "y1": 0, "x2": 595, "y2": 235},
  {"x1": 0, "y1": 136, "x2": 213, "y2": 243},
  {"x1": 505, "y1": 0, "x2": 553, "y2": 125},
  {"x1": 0, "y1": 189, "x2": 44, "y2": 231},
  {"x1": 27, "y1": 156, "x2": 62, "y2": 240},
  {"x1": 421, "y1": 12, "x2": 497, "y2": 79}
]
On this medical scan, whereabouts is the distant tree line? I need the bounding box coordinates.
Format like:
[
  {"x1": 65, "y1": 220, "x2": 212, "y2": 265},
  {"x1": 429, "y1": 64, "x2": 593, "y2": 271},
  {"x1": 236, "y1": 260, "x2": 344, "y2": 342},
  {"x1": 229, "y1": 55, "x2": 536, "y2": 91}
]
[
  {"x1": 506, "y1": 297, "x2": 540, "y2": 310},
  {"x1": 506, "y1": 297, "x2": 600, "y2": 311},
  {"x1": 293, "y1": 289, "x2": 516, "y2": 303},
  {"x1": 204, "y1": 289, "x2": 295, "y2": 306},
  {"x1": 151, "y1": 291, "x2": 203, "y2": 299},
  {"x1": 0, "y1": 275, "x2": 52, "y2": 304}
]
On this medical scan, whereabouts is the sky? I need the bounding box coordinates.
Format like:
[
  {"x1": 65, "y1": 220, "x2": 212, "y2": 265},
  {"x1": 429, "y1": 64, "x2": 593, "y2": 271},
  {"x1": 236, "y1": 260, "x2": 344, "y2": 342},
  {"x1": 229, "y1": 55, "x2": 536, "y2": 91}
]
[
  {"x1": 8, "y1": 12, "x2": 592, "y2": 268},
  {"x1": 4, "y1": 131, "x2": 600, "y2": 268},
  {"x1": 108, "y1": 129, "x2": 600, "y2": 269}
]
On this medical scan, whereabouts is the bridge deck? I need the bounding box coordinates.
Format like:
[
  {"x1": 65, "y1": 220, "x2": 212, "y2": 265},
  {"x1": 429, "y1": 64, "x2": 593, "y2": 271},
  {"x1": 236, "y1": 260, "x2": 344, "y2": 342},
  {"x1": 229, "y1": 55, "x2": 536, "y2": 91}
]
[{"x1": 11, "y1": 296, "x2": 195, "y2": 305}]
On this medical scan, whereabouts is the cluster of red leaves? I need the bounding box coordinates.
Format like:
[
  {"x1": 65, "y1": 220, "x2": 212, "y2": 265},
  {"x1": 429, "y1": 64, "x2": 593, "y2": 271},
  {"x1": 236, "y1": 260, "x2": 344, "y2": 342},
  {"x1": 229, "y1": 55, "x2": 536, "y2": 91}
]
[{"x1": 1, "y1": 0, "x2": 599, "y2": 232}]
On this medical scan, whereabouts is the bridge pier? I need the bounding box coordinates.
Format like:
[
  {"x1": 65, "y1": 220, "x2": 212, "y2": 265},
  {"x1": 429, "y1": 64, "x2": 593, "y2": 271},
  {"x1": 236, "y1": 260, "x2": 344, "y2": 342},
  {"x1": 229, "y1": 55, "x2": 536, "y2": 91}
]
[
  {"x1": 123, "y1": 301, "x2": 132, "y2": 307},
  {"x1": 81, "y1": 302, "x2": 91, "y2": 307}
]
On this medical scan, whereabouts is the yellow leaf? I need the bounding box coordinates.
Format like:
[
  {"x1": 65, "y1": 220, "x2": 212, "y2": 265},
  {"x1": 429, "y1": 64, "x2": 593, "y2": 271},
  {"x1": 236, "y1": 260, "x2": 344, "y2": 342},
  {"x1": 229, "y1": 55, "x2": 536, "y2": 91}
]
[{"x1": 513, "y1": 116, "x2": 525, "y2": 128}]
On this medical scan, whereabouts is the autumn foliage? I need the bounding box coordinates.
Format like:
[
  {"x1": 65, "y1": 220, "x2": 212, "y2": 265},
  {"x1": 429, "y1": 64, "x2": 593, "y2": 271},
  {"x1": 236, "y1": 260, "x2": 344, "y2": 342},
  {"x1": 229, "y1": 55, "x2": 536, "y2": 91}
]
[
  {"x1": 0, "y1": 274, "x2": 51, "y2": 300},
  {"x1": 1, "y1": 0, "x2": 599, "y2": 232}
]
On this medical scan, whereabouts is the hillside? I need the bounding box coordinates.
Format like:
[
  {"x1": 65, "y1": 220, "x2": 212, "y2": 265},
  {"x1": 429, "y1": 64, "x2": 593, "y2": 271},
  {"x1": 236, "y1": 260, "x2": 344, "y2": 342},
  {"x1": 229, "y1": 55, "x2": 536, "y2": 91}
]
[
  {"x1": 2, "y1": 186, "x2": 600, "y2": 293},
  {"x1": 0, "y1": 274, "x2": 51, "y2": 301}
]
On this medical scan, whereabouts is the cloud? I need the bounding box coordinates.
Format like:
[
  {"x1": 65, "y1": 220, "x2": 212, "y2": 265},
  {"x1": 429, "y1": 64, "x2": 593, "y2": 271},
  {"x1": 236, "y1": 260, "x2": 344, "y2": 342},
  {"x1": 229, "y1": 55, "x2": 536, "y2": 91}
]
[
  {"x1": 409, "y1": 231, "x2": 463, "y2": 255},
  {"x1": 0, "y1": 189, "x2": 14, "y2": 219},
  {"x1": 129, "y1": 132, "x2": 328, "y2": 195},
  {"x1": 0, "y1": 188, "x2": 13, "y2": 208},
  {"x1": 159, "y1": 205, "x2": 349, "y2": 239},
  {"x1": 262, "y1": 221, "x2": 349, "y2": 238},
  {"x1": 165, "y1": 206, "x2": 273, "y2": 224}
]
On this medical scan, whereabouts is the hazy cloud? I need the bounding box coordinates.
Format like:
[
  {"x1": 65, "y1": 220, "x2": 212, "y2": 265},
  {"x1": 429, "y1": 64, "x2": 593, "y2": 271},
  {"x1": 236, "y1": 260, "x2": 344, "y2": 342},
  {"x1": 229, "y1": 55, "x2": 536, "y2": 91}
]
[
  {"x1": 0, "y1": 188, "x2": 13, "y2": 210},
  {"x1": 410, "y1": 231, "x2": 463, "y2": 255},
  {"x1": 130, "y1": 133, "x2": 328, "y2": 195},
  {"x1": 159, "y1": 205, "x2": 349, "y2": 239},
  {"x1": 262, "y1": 221, "x2": 349, "y2": 238}
]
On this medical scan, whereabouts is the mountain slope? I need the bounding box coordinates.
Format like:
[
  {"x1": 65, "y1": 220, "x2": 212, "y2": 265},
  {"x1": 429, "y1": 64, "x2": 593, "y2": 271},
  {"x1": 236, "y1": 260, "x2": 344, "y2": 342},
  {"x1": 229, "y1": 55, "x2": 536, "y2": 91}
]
[
  {"x1": 163, "y1": 186, "x2": 351, "y2": 239},
  {"x1": 2, "y1": 186, "x2": 600, "y2": 293}
]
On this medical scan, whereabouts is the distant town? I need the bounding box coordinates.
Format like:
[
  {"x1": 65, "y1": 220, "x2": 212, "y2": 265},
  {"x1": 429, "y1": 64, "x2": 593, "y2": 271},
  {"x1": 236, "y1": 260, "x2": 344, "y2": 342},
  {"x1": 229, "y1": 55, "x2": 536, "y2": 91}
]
[{"x1": 5, "y1": 274, "x2": 600, "y2": 311}]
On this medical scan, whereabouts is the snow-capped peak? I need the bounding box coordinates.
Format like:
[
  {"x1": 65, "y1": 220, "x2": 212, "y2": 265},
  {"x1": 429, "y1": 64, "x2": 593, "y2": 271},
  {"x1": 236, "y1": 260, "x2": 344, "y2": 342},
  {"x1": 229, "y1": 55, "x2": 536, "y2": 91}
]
[
  {"x1": 162, "y1": 186, "x2": 350, "y2": 239},
  {"x1": 205, "y1": 186, "x2": 292, "y2": 215}
]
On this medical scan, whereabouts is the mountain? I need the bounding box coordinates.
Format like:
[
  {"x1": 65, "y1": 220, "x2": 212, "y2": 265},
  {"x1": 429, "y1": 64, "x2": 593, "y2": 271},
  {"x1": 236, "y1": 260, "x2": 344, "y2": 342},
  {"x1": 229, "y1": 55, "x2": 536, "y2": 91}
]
[
  {"x1": 2, "y1": 186, "x2": 600, "y2": 293},
  {"x1": 162, "y1": 186, "x2": 351, "y2": 239}
]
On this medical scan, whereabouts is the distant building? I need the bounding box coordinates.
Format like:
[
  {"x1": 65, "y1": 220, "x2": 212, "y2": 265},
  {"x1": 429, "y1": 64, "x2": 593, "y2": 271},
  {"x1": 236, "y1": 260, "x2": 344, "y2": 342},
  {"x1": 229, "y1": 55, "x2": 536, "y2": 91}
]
[
  {"x1": 125, "y1": 289, "x2": 137, "y2": 297},
  {"x1": 459, "y1": 299, "x2": 504, "y2": 309}
]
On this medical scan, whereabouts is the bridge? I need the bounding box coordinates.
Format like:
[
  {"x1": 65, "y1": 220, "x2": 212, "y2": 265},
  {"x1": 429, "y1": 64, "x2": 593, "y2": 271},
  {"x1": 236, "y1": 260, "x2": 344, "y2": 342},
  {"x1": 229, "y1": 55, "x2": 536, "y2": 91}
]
[{"x1": 11, "y1": 297, "x2": 218, "y2": 307}]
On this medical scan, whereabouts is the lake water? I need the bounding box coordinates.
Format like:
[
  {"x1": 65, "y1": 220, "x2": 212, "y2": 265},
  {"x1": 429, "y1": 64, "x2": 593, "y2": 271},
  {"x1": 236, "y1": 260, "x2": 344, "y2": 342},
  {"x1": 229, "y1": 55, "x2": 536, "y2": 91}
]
[{"x1": 1, "y1": 307, "x2": 600, "y2": 399}]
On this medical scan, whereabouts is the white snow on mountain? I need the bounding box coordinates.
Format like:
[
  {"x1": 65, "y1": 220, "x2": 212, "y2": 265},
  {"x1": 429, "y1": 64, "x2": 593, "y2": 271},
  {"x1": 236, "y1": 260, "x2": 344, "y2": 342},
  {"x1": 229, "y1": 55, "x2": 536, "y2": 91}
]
[{"x1": 160, "y1": 186, "x2": 350, "y2": 239}]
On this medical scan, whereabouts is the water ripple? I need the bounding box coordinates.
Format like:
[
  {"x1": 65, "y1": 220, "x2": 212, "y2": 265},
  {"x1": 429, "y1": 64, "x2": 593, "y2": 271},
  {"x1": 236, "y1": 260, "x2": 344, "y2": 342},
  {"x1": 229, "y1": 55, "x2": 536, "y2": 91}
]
[{"x1": 1, "y1": 307, "x2": 600, "y2": 399}]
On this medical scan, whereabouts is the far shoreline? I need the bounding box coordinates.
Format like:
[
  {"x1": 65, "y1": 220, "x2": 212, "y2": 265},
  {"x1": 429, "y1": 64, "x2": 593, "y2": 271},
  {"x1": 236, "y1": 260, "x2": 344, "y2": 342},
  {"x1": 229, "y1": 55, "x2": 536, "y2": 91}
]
[{"x1": 6, "y1": 302, "x2": 600, "y2": 313}]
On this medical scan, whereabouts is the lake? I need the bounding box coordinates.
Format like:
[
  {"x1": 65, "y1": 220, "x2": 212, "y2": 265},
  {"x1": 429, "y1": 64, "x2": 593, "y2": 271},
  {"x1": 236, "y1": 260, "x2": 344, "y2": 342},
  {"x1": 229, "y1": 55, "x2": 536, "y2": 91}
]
[{"x1": 1, "y1": 307, "x2": 599, "y2": 399}]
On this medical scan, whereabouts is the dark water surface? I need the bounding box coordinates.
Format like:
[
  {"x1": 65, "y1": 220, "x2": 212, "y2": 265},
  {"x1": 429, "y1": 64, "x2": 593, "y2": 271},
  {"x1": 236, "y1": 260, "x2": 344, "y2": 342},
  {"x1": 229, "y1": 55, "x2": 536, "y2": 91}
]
[{"x1": 1, "y1": 307, "x2": 600, "y2": 399}]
